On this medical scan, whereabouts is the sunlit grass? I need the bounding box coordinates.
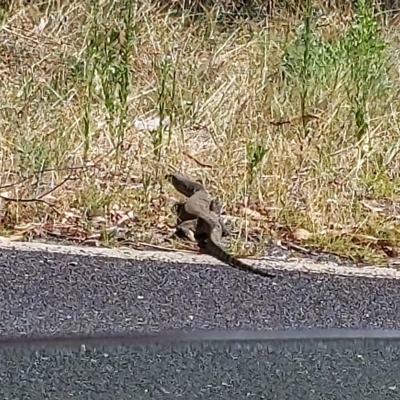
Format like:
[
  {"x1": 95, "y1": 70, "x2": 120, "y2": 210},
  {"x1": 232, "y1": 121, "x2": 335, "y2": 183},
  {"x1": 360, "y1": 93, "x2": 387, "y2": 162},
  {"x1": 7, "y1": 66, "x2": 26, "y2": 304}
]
[{"x1": 1, "y1": 0, "x2": 400, "y2": 263}]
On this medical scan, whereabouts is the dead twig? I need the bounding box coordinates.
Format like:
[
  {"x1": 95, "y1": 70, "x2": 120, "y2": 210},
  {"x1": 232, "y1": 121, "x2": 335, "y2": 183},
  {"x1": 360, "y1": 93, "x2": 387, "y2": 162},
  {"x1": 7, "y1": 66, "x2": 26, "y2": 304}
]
[{"x1": 0, "y1": 175, "x2": 74, "y2": 215}]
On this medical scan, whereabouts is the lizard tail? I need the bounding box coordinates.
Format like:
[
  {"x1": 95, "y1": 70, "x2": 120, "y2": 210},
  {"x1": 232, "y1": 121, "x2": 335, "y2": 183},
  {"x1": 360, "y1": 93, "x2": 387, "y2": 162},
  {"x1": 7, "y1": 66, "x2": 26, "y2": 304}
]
[{"x1": 204, "y1": 240, "x2": 275, "y2": 278}]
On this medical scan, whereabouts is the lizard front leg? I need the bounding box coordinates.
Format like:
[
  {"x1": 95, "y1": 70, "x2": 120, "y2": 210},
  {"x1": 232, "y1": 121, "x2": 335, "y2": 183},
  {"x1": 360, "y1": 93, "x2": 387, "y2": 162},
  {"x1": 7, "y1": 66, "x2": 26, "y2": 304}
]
[
  {"x1": 173, "y1": 201, "x2": 231, "y2": 238},
  {"x1": 175, "y1": 219, "x2": 198, "y2": 242},
  {"x1": 170, "y1": 202, "x2": 197, "y2": 242}
]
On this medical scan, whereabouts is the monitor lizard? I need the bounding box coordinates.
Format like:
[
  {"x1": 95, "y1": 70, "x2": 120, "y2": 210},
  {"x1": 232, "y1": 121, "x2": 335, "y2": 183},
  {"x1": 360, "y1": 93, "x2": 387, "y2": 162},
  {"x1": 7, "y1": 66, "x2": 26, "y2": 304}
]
[
  {"x1": 166, "y1": 173, "x2": 276, "y2": 278},
  {"x1": 166, "y1": 172, "x2": 231, "y2": 240}
]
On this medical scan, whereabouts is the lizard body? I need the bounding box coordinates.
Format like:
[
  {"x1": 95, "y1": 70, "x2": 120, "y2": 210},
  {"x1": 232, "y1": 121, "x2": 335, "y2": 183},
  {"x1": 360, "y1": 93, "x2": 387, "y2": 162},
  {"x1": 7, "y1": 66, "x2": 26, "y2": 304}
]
[
  {"x1": 166, "y1": 172, "x2": 230, "y2": 238},
  {"x1": 166, "y1": 173, "x2": 275, "y2": 278}
]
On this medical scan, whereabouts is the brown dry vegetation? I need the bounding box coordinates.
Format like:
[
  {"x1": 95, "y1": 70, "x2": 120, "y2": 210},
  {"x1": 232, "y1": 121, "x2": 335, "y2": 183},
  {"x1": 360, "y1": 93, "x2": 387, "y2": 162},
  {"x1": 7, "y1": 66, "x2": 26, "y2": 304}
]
[{"x1": 1, "y1": 0, "x2": 400, "y2": 264}]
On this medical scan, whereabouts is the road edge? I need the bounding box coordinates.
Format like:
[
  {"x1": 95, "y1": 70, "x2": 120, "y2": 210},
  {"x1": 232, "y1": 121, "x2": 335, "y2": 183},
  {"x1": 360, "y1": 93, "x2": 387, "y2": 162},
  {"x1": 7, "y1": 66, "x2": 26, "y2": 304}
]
[{"x1": 0, "y1": 240, "x2": 399, "y2": 280}]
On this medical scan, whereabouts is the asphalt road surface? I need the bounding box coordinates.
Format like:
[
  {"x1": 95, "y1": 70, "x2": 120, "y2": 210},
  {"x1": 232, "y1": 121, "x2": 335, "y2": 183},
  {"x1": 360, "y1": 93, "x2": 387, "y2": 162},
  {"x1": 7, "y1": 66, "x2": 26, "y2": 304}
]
[{"x1": 1, "y1": 246, "x2": 400, "y2": 399}]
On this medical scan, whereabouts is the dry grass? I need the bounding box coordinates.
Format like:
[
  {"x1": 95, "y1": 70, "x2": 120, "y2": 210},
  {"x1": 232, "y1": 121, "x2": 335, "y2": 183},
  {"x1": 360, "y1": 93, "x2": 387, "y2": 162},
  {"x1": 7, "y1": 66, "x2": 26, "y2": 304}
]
[{"x1": 1, "y1": 0, "x2": 400, "y2": 264}]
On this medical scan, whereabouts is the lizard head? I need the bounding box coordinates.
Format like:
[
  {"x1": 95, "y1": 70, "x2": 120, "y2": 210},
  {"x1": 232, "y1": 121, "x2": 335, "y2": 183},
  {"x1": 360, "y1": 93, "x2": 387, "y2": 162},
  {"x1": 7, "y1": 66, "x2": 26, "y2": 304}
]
[{"x1": 165, "y1": 172, "x2": 205, "y2": 197}]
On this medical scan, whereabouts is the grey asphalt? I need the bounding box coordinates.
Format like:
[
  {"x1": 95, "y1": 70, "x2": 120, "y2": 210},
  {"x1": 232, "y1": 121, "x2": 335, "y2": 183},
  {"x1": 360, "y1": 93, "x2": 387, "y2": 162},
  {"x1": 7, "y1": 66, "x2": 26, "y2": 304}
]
[{"x1": 1, "y1": 247, "x2": 400, "y2": 399}]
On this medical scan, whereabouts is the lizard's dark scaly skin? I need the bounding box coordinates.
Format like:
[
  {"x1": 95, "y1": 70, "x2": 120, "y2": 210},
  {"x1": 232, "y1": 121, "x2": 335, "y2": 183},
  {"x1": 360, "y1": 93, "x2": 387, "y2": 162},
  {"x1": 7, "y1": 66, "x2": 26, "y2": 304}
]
[
  {"x1": 166, "y1": 172, "x2": 230, "y2": 238},
  {"x1": 166, "y1": 173, "x2": 205, "y2": 197},
  {"x1": 166, "y1": 173, "x2": 275, "y2": 278}
]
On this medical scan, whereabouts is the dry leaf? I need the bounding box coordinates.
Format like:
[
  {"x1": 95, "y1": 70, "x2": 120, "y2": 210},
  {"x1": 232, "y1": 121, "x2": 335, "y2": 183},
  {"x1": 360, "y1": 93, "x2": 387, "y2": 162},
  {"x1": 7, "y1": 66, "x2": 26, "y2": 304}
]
[
  {"x1": 41, "y1": 193, "x2": 57, "y2": 202},
  {"x1": 361, "y1": 200, "x2": 385, "y2": 213},
  {"x1": 292, "y1": 228, "x2": 312, "y2": 241},
  {"x1": 351, "y1": 234, "x2": 380, "y2": 245},
  {"x1": 92, "y1": 216, "x2": 107, "y2": 228},
  {"x1": 241, "y1": 207, "x2": 263, "y2": 220}
]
